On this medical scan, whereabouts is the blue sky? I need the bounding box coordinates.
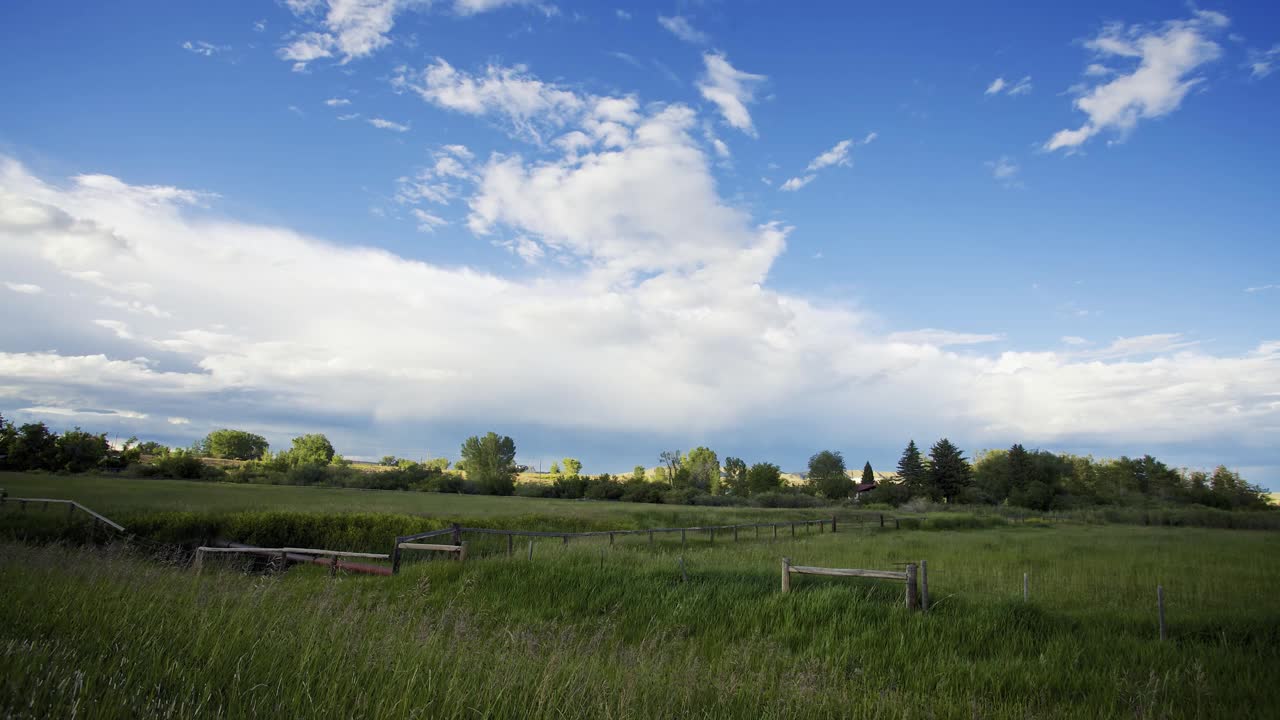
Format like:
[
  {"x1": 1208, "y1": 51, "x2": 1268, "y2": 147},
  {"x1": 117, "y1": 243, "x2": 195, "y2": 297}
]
[{"x1": 1, "y1": 1, "x2": 1278, "y2": 485}]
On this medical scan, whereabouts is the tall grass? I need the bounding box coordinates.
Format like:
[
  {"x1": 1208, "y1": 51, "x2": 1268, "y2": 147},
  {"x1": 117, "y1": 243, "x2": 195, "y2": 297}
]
[{"x1": 3, "y1": 524, "x2": 1278, "y2": 718}]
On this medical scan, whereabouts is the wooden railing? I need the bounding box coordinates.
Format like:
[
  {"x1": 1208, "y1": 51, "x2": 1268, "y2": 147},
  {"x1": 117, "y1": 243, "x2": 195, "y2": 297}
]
[
  {"x1": 782, "y1": 557, "x2": 930, "y2": 611},
  {"x1": 0, "y1": 493, "x2": 125, "y2": 532},
  {"x1": 193, "y1": 545, "x2": 391, "y2": 575}
]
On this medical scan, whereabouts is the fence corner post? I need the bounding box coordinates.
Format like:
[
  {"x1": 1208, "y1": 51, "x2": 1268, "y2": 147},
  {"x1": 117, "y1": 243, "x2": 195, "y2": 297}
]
[
  {"x1": 831, "y1": 515, "x2": 837, "y2": 533},
  {"x1": 193, "y1": 548, "x2": 204, "y2": 575},
  {"x1": 781, "y1": 557, "x2": 792, "y2": 593},
  {"x1": 905, "y1": 563, "x2": 919, "y2": 610},
  {"x1": 458, "y1": 541, "x2": 468, "y2": 563},
  {"x1": 451, "y1": 523, "x2": 462, "y2": 547},
  {"x1": 391, "y1": 538, "x2": 403, "y2": 575}
]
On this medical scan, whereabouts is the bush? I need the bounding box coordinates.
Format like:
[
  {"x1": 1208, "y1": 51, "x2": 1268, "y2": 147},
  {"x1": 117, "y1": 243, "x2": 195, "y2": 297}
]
[
  {"x1": 620, "y1": 480, "x2": 667, "y2": 504},
  {"x1": 750, "y1": 492, "x2": 826, "y2": 509}
]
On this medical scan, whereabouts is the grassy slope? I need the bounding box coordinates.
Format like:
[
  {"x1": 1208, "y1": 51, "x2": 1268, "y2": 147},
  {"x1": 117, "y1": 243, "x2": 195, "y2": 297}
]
[
  {"x1": 2, "y1": 524, "x2": 1278, "y2": 718},
  {"x1": 0, "y1": 472, "x2": 834, "y2": 524}
]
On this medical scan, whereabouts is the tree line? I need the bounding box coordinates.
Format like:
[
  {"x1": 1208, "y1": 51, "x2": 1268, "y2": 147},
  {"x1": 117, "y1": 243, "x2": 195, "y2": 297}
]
[{"x1": 1, "y1": 412, "x2": 1270, "y2": 512}]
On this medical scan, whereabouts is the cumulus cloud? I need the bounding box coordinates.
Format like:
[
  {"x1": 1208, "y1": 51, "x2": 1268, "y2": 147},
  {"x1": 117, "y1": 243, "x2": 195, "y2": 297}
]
[
  {"x1": 658, "y1": 15, "x2": 708, "y2": 44},
  {"x1": 697, "y1": 53, "x2": 766, "y2": 137},
  {"x1": 1045, "y1": 10, "x2": 1230, "y2": 152},
  {"x1": 2, "y1": 56, "x2": 1278, "y2": 469}
]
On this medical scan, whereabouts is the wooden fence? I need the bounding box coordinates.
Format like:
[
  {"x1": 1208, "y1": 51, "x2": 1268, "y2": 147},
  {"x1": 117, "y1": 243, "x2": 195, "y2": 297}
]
[
  {"x1": 390, "y1": 517, "x2": 839, "y2": 574},
  {"x1": 193, "y1": 545, "x2": 392, "y2": 575},
  {"x1": 0, "y1": 493, "x2": 125, "y2": 532},
  {"x1": 782, "y1": 557, "x2": 930, "y2": 611}
]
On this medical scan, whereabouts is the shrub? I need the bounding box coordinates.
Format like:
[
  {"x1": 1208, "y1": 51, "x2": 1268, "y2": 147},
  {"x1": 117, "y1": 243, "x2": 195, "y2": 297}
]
[{"x1": 750, "y1": 492, "x2": 826, "y2": 509}]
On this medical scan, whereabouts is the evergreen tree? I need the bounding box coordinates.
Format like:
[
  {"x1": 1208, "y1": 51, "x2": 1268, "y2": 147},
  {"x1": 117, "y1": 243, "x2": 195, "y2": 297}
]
[
  {"x1": 927, "y1": 438, "x2": 972, "y2": 503},
  {"x1": 896, "y1": 440, "x2": 927, "y2": 497},
  {"x1": 861, "y1": 461, "x2": 875, "y2": 485}
]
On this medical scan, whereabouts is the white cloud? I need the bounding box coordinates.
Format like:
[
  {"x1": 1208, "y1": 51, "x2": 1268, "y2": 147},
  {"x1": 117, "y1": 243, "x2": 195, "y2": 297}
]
[
  {"x1": 20, "y1": 406, "x2": 148, "y2": 420},
  {"x1": 658, "y1": 15, "x2": 708, "y2": 44},
  {"x1": 1245, "y1": 284, "x2": 1278, "y2": 293},
  {"x1": 1045, "y1": 10, "x2": 1230, "y2": 152},
  {"x1": 411, "y1": 208, "x2": 448, "y2": 232},
  {"x1": 1246, "y1": 44, "x2": 1280, "y2": 79},
  {"x1": 325, "y1": 97, "x2": 352, "y2": 107},
  {"x1": 368, "y1": 117, "x2": 410, "y2": 132},
  {"x1": 888, "y1": 329, "x2": 1003, "y2": 346},
  {"x1": 986, "y1": 156, "x2": 1020, "y2": 183},
  {"x1": 862, "y1": 131, "x2": 878, "y2": 144},
  {"x1": 615, "y1": 10, "x2": 631, "y2": 21},
  {"x1": 779, "y1": 175, "x2": 814, "y2": 192},
  {"x1": 167, "y1": 416, "x2": 191, "y2": 425},
  {"x1": 4, "y1": 281, "x2": 42, "y2": 294},
  {"x1": 337, "y1": 113, "x2": 360, "y2": 121},
  {"x1": 394, "y1": 59, "x2": 585, "y2": 143},
  {"x1": 807, "y1": 139, "x2": 853, "y2": 171},
  {"x1": 182, "y1": 41, "x2": 228, "y2": 57},
  {"x1": 254, "y1": 19, "x2": 267, "y2": 33},
  {"x1": 2, "y1": 90, "x2": 1279, "y2": 465},
  {"x1": 985, "y1": 75, "x2": 1031, "y2": 96},
  {"x1": 697, "y1": 53, "x2": 766, "y2": 137},
  {"x1": 1061, "y1": 336, "x2": 1090, "y2": 346},
  {"x1": 93, "y1": 319, "x2": 134, "y2": 340}
]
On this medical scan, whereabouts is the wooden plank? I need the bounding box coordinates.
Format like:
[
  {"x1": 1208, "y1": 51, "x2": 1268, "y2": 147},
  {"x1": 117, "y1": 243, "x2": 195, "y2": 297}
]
[
  {"x1": 281, "y1": 548, "x2": 390, "y2": 559},
  {"x1": 397, "y1": 542, "x2": 463, "y2": 552},
  {"x1": 788, "y1": 565, "x2": 907, "y2": 581}
]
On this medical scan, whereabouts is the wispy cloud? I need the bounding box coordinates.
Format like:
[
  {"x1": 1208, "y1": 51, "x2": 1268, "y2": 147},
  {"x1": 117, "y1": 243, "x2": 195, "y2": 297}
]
[
  {"x1": 4, "y1": 282, "x2": 43, "y2": 295},
  {"x1": 985, "y1": 156, "x2": 1020, "y2": 185},
  {"x1": 658, "y1": 15, "x2": 708, "y2": 44},
  {"x1": 1245, "y1": 283, "x2": 1279, "y2": 293},
  {"x1": 182, "y1": 40, "x2": 228, "y2": 57},
  {"x1": 697, "y1": 52, "x2": 766, "y2": 137},
  {"x1": 368, "y1": 117, "x2": 409, "y2": 132},
  {"x1": 325, "y1": 97, "x2": 351, "y2": 107},
  {"x1": 1246, "y1": 44, "x2": 1280, "y2": 79},
  {"x1": 1045, "y1": 10, "x2": 1230, "y2": 152},
  {"x1": 985, "y1": 75, "x2": 1032, "y2": 96}
]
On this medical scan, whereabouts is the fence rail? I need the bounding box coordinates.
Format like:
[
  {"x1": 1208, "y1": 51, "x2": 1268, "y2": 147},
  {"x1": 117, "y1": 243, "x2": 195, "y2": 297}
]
[
  {"x1": 0, "y1": 494, "x2": 125, "y2": 532},
  {"x1": 782, "y1": 556, "x2": 929, "y2": 611}
]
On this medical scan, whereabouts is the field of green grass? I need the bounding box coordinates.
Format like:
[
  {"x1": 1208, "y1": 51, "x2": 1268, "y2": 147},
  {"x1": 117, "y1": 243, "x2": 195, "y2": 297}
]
[
  {"x1": 0, "y1": 472, "x2": 834, "y2": 525},
  {"x1": 2, "y1": 472, "x2": 1279, "y2": 718}
]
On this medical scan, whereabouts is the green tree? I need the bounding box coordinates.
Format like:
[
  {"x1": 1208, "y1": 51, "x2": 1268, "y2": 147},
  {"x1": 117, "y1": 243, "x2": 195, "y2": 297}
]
[
  {"x1": 723, "y1": 456, "x2": 748, "y2": 496},
  {"x1": 289, "y1": 434, "x2": 335, "y2": 466},
  {"x1": 549, "y1": 461, "x2": 561, "y2": 475},
  {"x1": 632, "y1": 465, "x2": 647, "y2": 483},
  {"x1": 201, "y1": 429, "x2": 269, "y2": 460},
  {"x1": 927, "y1": 438, "x2": 972, "y2": 503},
  {"x1": 683, "y1": 447, "x2": 720, "y2": 493},
  {"x1": 861, "y1": 461, "x2": 875, "y2": 486},
  {"x1": 7, "y1": 422, "x2": 59, "y2": 471},
  {"x1": 460, "y1": 432, "x2": 517, "y2": 495},
  {"x1": 562, "y1": 457, "x2": 583, "y2": 476},
  {"x1": 808, "y1": 450, "x2": 850, "y2": 500},
  {"x1": 659, "y1": 450, "x2": 681, "y2": 485},
  {"x1": 423, "y1": 457, "x2": 450, "y2": 472},
  {"x1": 746, "y1": 462, "x2": 783, "y2": 495},
  {"x1": 380, "y1": 455, "x2": 399, "y2": 466},
  {"x1": 896, "y1": 440, "x2": 928, "y2": 498},
  {"x1": 652, "y1": 466, "x2": 669, "y2": 484},
  {"x1": 55, "y1": 428, "x2": 110, "y2": 472}
]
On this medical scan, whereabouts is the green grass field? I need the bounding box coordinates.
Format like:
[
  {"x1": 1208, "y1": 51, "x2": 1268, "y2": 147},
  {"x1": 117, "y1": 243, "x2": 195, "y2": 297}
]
[{"x1": 2, "y1": 473, "x2": 1279, "y2": 718}]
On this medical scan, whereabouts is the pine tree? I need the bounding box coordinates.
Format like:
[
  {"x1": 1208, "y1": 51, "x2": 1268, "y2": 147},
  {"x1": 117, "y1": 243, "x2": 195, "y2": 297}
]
[
  {"x1": 928, "y1": 438, "x2": 972, "y2": 503},
  {"x1": 896, "y1": 440, "x2": 927, "y2": 497},
  {"x1": 861, "y1": 461, "x2": 875, "y2": 485}
]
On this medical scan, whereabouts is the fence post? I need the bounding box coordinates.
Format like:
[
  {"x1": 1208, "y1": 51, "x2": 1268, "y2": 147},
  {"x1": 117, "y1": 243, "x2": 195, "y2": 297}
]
[
  {"x1": 193, "y1": 548, "x2": 205, "y2": 575},
  {"x1": 609, "y1": 532, "x2": 615, "y2": 545},
  {"x1": 920, "y1": 560, "x2": 929, "y2": 612},
  {"x1": 1023, "y1": 572, "x2": 1028, "y2": 602},
  {"x1": 648, "y1": 530, "x2": 654, "y2": 544},
  {"x1": 391, "y1": 539, "x2": 403, "y2": 575},
  {"x1": 773, "y1": 525, "x2": 777, "y2": 540},
  {"x1": 895, "y1": 518, "x2": 900, "y2": 530},
  {"x1": 681, "y1": 529, "x2": 686, "y2": 546},
  {"x1": 458, "y1": 541, "x2": 468, "y2": 563},
  {"x1": 277, "y1": 550, "x2": 287, "y2": 574},
  {"x1": 879, "y1": 514, "x2": 884, "y2": 528},
  {"x1": 710, "y1": 528, "x2": 715, "y2": 545},
  {"x1": 781, "y1": 557, "x2": 791, "y2": 593},
  {"x1": 330, "y1": 554, "x2": 339, "y2": 577},
  {"x1": 562, "y1": 534, "x2": 568, "y2": 546},
  {"x1": 905, "y1": 563, "x2": 919, "y2": 610},
  {"x1": 507, "y1": 534, "x2": 514, "y2": 557},
  {"x1": 527, "y1": 540, "x2": 534, "y2": 561},
  {"x1": 832, "y1": 515, "x2": 838, "y2": 533},
  {"x1": 734, "y1": 526, "x2": 739, "y2": 542},
  {"x1": 791, "y1": 522, "x2": 795, "y2": 538},
  {"x1": 68, "y1": 503, "x2": 75, "y2": 520},
  {"x1": 679, "y1": 556, "x2": 687, "y2": 583},
  {"x1": 1157, "y1": 585, "x2": 1166, "y2": 641},
  {"x1": 451, "y1": 523, "x2": 462, "y2": 547}
]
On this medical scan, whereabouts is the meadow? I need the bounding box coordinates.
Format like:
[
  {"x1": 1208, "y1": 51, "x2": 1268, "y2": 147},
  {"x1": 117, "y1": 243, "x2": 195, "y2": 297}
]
[{"x1": 2, "y1": 473, "x2": 1279, "y2": 718}]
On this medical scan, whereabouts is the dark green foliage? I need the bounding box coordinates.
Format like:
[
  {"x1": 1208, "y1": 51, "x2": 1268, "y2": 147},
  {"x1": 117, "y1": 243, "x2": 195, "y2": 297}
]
[
  {"x1": 682, "y1": 447, "x2": 719, "y2": 493},
  {"x1": 288, "y1": 434, "x2": 335, "y2": 466},
  {"x1": 807, "y1": 450, "x2": 850, "y2": 500},
  {"x1": 896, "y1": 440, "x2": 927, "y2": 497},
  {"x1": 748, "y1": 491, "x2": 827, "y2": 508},
  {"x1": 927, "y1": 438, "x2": 972, "y2": 503},
  {"x1": 5, "y1": 422, "x2": 59, "y2": 471},
  {"x1": 864, "y1": 481, "x2": 910, "y2": 506},
  {"x1": 723, "y1": 457, "x2": 748, "y2": 496},
  {"x1": 460, "y1": 432, "x2": 518, "y2": 495},
  {"x1": 200, "y1": 429, "x2": 269, "y2": 460},
  {"x1": 861, "y1": 461, "x2": 875, "y2": 485},
  {"x1": 746, "y1": 462, "x2": 783, "y2": 495},
  {"x1": 54, "y1": 429, "x2": 111, "y2": 472}
]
